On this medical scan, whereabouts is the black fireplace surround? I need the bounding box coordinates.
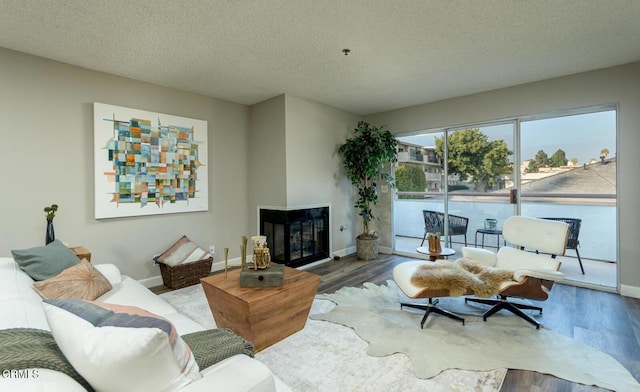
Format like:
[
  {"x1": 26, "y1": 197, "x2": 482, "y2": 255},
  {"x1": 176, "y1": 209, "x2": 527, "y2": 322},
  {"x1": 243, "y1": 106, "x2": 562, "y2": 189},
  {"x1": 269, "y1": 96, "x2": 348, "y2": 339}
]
[{"x1": 260, "y1": 207, "x2": 329, "y2": 268}]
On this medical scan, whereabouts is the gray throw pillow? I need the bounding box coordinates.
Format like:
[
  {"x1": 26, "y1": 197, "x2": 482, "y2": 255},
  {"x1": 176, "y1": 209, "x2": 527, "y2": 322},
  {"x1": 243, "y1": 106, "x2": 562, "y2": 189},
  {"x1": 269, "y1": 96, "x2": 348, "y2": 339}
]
[{"x1": 11, "y1": 240, "x2": 80, "y2": 281}]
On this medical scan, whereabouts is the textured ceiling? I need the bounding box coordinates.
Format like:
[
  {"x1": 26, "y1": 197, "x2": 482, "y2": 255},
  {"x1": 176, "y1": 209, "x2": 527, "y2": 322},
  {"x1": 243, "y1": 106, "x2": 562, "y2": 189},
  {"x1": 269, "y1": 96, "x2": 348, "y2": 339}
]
[{"x1": 0, "y1": 0, "x2": 639, "y2": 115}]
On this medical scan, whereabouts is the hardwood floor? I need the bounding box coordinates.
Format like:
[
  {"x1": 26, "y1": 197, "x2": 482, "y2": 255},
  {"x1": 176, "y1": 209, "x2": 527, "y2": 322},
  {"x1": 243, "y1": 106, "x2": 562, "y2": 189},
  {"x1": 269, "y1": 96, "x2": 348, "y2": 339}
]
[{"x1": 304, "y1": 253, "x2": 640, "y2": 392}]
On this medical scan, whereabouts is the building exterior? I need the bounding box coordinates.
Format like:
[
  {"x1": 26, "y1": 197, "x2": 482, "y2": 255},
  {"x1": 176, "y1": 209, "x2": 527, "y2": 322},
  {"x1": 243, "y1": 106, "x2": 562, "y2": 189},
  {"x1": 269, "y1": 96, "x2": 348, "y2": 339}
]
[{"x1": 396, "y1": 141, "x2": 443, "y2": 192}]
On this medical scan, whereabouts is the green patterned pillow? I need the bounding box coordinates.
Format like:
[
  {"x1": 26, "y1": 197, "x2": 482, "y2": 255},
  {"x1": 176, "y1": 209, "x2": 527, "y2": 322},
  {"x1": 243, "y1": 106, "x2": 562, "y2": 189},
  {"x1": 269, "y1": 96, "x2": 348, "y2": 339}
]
[{"x1": 0, "y1": 328, "x2": 93, "y2": 391}]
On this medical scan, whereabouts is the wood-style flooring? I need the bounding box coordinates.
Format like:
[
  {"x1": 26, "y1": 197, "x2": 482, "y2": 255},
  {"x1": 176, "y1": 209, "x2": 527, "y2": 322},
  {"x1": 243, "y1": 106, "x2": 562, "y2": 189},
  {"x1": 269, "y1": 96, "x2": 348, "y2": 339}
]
[{"x1": 304, "y1": 253, "x2": 640, "y2": 392}]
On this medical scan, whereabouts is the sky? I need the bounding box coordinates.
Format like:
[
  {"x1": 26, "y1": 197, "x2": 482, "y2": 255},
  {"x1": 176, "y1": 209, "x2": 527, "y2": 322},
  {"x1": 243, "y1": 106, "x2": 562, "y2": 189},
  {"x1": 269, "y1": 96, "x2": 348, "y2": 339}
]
[{"x1": 397, "y1": 110, "x2": 616, "y2": 165}]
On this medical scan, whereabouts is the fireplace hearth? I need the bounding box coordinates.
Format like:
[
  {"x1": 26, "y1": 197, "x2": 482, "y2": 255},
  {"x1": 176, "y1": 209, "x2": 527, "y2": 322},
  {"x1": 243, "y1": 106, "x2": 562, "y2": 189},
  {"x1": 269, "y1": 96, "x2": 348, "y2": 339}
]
[{"x1": 259, "y1": 206, "x2": 330, "y2": 268}]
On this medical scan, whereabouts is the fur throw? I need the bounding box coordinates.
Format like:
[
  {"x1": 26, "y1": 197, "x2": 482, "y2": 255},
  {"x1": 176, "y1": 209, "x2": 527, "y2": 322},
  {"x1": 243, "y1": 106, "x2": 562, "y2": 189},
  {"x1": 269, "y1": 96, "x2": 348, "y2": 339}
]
[{"x1": 410, "y1": 259, "x2": 515, "y2": 297}]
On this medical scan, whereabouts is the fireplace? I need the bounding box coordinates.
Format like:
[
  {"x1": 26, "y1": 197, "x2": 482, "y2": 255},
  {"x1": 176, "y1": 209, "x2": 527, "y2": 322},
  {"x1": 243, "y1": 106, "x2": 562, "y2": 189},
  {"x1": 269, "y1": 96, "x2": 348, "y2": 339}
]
[{"x1": 259, "y1": 206, "x2": 330, "y2": 268}]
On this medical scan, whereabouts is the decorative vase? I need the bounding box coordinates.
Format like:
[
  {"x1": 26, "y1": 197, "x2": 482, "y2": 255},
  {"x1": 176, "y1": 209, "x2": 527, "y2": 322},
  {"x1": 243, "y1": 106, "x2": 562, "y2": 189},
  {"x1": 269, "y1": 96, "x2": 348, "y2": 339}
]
[
  {"x1": 45, "y1": 219, "x2": 55, "y2": 245},
  {"x1": 427, "y1": 232, "x2": 442, "y2": 253}
]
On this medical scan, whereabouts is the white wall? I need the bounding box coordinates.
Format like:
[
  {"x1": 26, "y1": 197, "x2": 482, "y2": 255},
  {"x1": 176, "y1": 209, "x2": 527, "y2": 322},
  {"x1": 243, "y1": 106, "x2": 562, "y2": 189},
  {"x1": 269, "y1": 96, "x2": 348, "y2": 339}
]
[
  {"x1": 247, "y1": 94, "x2": 288, "y2": 235},
  {"x1": 283, "y1": 95, "x2": 360, "y2": 253},
  {"x1": 366, "y1": 62, "x2": 640, "y2": 295},
  {"x1": 0, "y1": 48, "x2": 251, "y2": 281},
  {"x1": 0, "y1": 49, "x2": 360, "y2": 281}
]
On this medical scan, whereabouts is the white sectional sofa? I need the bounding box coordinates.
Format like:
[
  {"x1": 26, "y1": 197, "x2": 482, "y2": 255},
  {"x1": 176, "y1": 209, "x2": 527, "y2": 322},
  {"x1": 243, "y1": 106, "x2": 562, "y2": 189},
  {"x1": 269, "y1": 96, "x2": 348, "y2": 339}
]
[{"x1": 0, "y1": 256, "x2": 290, "y2": 392}]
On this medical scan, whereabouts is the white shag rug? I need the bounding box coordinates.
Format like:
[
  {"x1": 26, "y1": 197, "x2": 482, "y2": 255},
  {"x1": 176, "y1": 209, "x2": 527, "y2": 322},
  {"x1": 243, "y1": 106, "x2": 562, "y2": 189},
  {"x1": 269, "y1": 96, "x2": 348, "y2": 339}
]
[
  {"x1": 160, "y1": 284, "x2": 506, "y2": 391},
  {"x1": 312, "y1": 281, "x2": 640, "y2": 392}
]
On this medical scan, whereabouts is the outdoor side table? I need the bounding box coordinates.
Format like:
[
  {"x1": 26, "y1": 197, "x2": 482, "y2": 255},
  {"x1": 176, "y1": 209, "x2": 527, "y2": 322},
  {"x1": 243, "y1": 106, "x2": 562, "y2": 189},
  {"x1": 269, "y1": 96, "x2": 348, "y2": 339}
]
[
  {"x1": 416, "y1": 246, "x2": 456, "y2": 261},
  {"x1": 475, "y1": 229, "x2": 506, "y2": 249}
]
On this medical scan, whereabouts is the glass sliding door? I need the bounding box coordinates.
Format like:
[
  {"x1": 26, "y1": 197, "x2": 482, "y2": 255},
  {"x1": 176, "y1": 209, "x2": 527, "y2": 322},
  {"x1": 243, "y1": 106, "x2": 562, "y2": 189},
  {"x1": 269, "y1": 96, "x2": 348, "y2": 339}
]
[
  {"x1": 394, "y1": 131, "x2": 447, "y2": 255},
  {"x1": 393, "y1": 122, "x2": 517, "y2": 256},
  {"x1": 444, "y1": 122, "x2": 517, "y2": 253},
  {"x1": 392, "y1": 106, "x2": 618, "y2": 291},
  {"x1": 519, "y1": 109, "x2": 617, "y2": 288}
]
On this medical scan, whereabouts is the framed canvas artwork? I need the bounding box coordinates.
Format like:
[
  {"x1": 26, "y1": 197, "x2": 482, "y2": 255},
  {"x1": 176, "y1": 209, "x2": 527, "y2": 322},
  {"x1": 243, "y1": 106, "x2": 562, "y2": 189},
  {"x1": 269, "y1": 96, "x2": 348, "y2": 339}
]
[{"x1": 94, "y1": 103, "x2": 208, "y2": 219}]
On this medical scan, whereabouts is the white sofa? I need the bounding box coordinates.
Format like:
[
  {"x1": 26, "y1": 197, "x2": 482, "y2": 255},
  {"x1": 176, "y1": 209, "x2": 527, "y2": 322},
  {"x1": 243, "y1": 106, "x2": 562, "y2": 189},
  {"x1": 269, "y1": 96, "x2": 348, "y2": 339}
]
[{"x1": 0, "y1": 256, "x2": 290, "y2": 392}]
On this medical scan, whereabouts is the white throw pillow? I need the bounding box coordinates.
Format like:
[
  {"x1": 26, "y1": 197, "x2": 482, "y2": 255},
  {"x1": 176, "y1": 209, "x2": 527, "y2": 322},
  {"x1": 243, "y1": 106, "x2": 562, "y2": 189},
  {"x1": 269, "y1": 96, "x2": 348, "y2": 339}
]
[
  {"x1": 155, "y1": 235, "x2": 210, "y2": 267},
  {"x1": 92, "y1": 263, "x2": 122, "y2": 285},
  {"x1": 43, "y1": 299, "x2": 201, "y2": 392}
]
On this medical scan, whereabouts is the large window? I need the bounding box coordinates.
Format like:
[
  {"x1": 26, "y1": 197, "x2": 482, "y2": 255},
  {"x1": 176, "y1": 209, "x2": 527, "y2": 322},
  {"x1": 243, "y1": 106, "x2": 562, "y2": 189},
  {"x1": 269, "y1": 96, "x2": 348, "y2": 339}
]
[{"x1": 394, "y1": 106, "x2": 617, "y2": 289}]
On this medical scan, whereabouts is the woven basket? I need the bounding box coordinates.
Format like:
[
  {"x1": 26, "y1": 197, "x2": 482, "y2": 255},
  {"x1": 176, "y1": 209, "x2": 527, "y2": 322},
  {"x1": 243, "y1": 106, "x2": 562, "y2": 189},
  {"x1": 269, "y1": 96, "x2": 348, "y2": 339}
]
[{"x1": 159, "y1": 257, "x2": 213, "y2": 289}]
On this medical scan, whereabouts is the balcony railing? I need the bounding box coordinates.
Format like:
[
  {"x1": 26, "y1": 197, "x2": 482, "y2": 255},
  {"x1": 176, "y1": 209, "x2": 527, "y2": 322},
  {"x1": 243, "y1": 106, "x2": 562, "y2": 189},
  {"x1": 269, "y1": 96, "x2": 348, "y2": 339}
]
[{"x1": 394, "y1": 191, "x2": 616, "y2": 262}]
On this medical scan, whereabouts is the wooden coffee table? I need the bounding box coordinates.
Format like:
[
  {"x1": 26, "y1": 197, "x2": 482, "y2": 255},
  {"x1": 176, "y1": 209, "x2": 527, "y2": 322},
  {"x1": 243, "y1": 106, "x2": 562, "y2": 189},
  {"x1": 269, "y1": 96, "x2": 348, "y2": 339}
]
[
  {"x1": 200, "y1": 266, "x2": 320, "y2": 351},
  {"x1": 416, "y1": 246, "x2": 456, "y2": 261}
]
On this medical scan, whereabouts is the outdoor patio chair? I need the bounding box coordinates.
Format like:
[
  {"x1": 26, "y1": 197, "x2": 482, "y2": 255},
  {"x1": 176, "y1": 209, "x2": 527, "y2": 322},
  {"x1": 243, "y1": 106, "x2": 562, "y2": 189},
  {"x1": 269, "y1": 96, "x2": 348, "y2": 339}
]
[
  {"x1": 420, "y1": 210, "x2": 469, "y2": 247},
  {"x1": 540, "y1": 217, "x2": 584, "y2": 274}
]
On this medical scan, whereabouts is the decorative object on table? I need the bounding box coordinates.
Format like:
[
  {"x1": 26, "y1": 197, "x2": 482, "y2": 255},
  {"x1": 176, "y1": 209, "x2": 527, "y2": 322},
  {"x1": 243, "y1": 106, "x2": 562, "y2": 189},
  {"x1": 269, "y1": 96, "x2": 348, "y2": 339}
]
[
  {"x1": 93, "y1": 103, "x2": 208, "y2": 219},
  {"x1": 240, "y1": 235, "x2": 247, "y2": 269},
  {"x1": 154, "y1": 235, "x2": 213, "y2": 289},
  {"x1": 240, "y1": 263, "x2": 284, "y2": 288},
  {"x1": 485, "y1": 218, "x2": 498, "y2": 231},
  {"x1": 239, "y1": 235, "x2": 283, "y2": 288},
  {"x1": 44, "y1": 203, "x2": 58, "y2": 245},
  {"x1": 224, "y1": 247, "x2": 229, "y2": 279},
  {"x1": 426, "y1": 232, "x2": 442, "y2": 254},
  {"x1": 338, "y1": 121, "x2": 398, "y2": 260},
  {"x1": 250, "y1": 236, "x2": 271, "y2": 270}
]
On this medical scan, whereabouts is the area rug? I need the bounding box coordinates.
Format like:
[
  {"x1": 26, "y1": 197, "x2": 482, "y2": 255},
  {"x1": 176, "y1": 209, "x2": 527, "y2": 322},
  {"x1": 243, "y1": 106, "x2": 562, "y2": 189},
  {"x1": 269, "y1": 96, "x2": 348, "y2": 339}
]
[
  {"x1": 160, "y1": 284, "x2": 506, "y2": 391},
  {"x1": 311, "y1": 281, "x2": 640, "y2": 392}
]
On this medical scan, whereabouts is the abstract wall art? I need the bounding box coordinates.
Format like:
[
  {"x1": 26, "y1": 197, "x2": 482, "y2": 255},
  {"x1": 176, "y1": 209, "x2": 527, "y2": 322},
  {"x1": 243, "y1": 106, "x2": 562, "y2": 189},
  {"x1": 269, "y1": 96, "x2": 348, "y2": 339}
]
[{"x1": 94, "y1": 103, "x2": 208, "y2": 219}]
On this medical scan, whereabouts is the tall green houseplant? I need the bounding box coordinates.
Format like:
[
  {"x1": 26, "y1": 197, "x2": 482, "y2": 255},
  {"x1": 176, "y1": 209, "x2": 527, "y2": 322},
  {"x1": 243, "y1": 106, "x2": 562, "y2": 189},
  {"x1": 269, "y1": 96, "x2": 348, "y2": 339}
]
[{"x1": 339, "y1": 121, "x2": 397, "y2": 259}]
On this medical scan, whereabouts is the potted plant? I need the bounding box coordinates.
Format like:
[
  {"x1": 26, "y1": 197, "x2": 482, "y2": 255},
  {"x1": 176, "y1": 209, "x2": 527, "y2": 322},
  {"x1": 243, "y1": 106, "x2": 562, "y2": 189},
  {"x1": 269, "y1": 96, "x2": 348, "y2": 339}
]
[{"x1": 338, "y1": 121, "x2": 397, "y2": 260}]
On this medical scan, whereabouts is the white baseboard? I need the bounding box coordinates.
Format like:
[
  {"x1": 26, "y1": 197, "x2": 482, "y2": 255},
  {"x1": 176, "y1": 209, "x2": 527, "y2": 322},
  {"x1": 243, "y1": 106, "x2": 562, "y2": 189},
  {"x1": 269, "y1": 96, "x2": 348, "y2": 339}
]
[
  {"x1": 379, "y1": 246, "x2": 392, "y2": 254},
  {"x1": 298, "y1": 257, "x2": 332, "y2": 270},
  {"x1": 333, "y1": 246, "x2": 356, "y2": 258},
  {"x1": 620, "y1": 284, "x2": 640, "y2": 299}
]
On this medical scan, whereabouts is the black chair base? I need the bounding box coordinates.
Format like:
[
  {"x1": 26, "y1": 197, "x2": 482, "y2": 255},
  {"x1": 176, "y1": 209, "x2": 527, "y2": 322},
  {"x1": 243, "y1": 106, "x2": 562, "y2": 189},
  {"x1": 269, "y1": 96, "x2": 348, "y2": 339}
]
[
  {"x1": 401, "y1": 298, "x2": 465, "y2": 328},
  {"x1": 465, "y1": 296, "x2": 542, "y2": 329}
]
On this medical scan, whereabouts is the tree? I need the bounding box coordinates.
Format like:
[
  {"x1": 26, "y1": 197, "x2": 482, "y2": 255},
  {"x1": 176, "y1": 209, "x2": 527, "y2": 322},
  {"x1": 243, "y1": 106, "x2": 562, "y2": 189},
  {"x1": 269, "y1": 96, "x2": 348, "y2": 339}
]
[
  {"x1": 550, "y1": 149, "x2": 568, "y2": 167},
  {"x1": 600, "y1": 148, "x2": 609, "y2": 164},
  {"x1": 395, "y1": 164, "x2": 426, "y2": 199},
  {"x1": 338, "y1": 121, "x2": 397, "y2": 238},
  {"x1": 434, "y1": 129, "x2": 512, "y2": 192},
  {"x1": 527, "y1": 149, "x2": 549, "y2": 172},
  {"x1": 570, "y1": 157, "x2": 578, "y2": 166}
]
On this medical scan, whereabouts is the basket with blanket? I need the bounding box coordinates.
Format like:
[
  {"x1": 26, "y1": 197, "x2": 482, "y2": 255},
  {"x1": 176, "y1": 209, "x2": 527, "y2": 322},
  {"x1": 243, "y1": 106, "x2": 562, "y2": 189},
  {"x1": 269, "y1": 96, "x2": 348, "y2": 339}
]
[{"x1": 155, "y1": 235, "x2": 213, "y2": 289}]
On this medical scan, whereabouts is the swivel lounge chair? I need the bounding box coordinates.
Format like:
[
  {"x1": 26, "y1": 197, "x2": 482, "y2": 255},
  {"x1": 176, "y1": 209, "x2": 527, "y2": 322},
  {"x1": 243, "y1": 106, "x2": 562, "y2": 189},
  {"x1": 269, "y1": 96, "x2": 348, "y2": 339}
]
[
  {"x1": 394, "y1": 216, "x2": 569, "y2": 329},
  {"x1": 463, "y1": 216, "x2": 569, "y2": 329},
  {"x1": 393, "y1": 260, "x2": 470, "y2": 328}
]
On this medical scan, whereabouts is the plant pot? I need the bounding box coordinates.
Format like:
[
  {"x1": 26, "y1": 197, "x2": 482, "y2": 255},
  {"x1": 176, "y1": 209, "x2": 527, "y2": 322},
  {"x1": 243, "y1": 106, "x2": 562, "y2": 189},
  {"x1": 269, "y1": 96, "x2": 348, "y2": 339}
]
[{"x1": 356, "y1": 236, "x2": 379, "y2": 261}]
